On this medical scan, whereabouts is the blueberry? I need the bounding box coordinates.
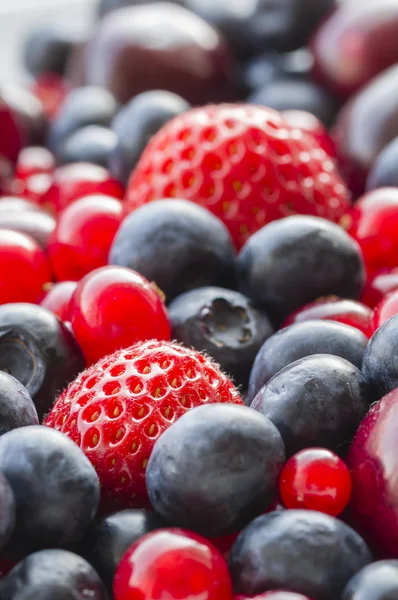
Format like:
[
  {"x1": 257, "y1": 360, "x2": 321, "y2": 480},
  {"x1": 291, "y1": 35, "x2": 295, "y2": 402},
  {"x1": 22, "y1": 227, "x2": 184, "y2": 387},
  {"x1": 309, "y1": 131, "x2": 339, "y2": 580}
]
[
  {"x1": 237, "y1": 216, "x2": 365, "y2": 326},
  {"x1": 0, "y1": 549, "x2": 108, "y2": 600},
  {"x1": 185, "y1": 0, "x2": 336, "y2": 60},
  {"x1": 342, "y1": 560, "x2": 398, "y2": 600},
  {"x1": 367, "y1": 136, "x2": 398, "y2": 190},
  {"x1": 0, "y1": 372, "x2": 38, "y2": 436},
  {"x1": 48, "y1": 86, "x2": 119, "y2": 156},
  {"x1": 169, "y1": 287, "x2": 273, "y2": 388},
  {"x1": 109, "y1": 90, "x2": 190, "y2": 184},
  {"x1": 248, "y1": 78, "x2": 338, "y2": 126},
  {"x1": 362, "y1": 313, "x2": 398, "y2": 400},
  {"x1": 0, "y1": 303, "x2": 84, "y2": 419},
  {"x1": 251, "y1": 354, "x2": 370, "y2": 456},
  {"x1": 0, "y1": 425, "x2": 100, "y2": 560},
  {"x1": 229, "y1": 510, "x2": 372, "y2": 600},
  {"x1": 23, "y1": 25, "x2": 78, "y2": 78},
  {"x1": 146, "y1": 403, "x2": 285, "y2": 538},
  {"x1": 244, "y1": 48, "x2": 314, "y2": 92},
  {"x1": 248, "y1": 321, "x2": 368, "y2": 403},
  {"x1": 98, "y1": 0, "x2": 185, "y2": 18},
  {"x1": 0, "y1": 474, "x2": 15, "y2": 552},
  {"x1": 109, "y1": 199, "x2": 236, "y2": 302},
  {"x1": 58, "y1": 125, "x2": 118, "y2": 167},
  {"x1": 75, "y1": 509, "x2": 166, "y2": 595}
]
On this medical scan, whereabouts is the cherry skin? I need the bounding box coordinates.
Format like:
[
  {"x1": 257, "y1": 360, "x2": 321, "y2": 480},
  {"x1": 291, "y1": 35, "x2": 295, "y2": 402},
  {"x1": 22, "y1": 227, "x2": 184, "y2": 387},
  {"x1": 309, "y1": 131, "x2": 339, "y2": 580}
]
[
  {"x1": 361, "y1": 267, "x2": 398, "y2": 309},
  {"x1": 15, "y1": 146, "x2": 55, "y2": 180},
  {"x1": 279, "y1": 448, "x2": 352, "y2": 517},
  {"x1": 235, "y1": 593, "x2": 312, "y2": 600},
  {"x1": 69, "y1": 265, "x2": 171, "y2": 365},
  {"x1": 282, "y1": 296, "x2": 373, "y2": 338},
  {"x1": 346, "y1": 188, "x2": 398, "y2": 272},
  {"x1": 40, "y1": 281, "x2": 78, "y2": 321},
  {"x1": 114, "y1": 529, "x2": 233, "y2": 600},
  {"x1": 0, "y1": 229, "x2": 52, "y2": 305},
  {"x1": 48, "y1": 194, "x2": 123, "y2": 281},
  {"x1": 370, "y1": 289, "x2": 398, "y2": 333},
  {"x1": 41, "y1": 162, "x2": 124, "y2": 214},
  {"x1": 281, "y1": 110, "x2": 336, "y2": 158}
]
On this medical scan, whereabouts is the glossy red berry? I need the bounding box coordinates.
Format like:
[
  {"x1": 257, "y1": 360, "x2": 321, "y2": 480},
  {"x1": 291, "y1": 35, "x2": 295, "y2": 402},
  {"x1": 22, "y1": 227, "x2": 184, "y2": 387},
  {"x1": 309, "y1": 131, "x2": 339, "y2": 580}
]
[
  {"x1": 282, "y1": 296, "x2": 373, "y2": 338},
  {"x1": 40, "y1": 281, "x2": 78, "y2": 321},
  {"x1": 370, "y1": 289, "x2": 398, "y2": 333},
  {"x1": 48, "y1": 195, "x2": 123, "y2": 281},
  {"x1": 361, "y1": 267, "x2": 398, "y2": 309},
  {"x1": 14, "y1": 146, "x2": 55, "y2": 180},
  {"x1": 281, "y1": 110, "x2": 336, "y2": 158},
  {"x1": 69, "y1": 266, "x2": 171, "y2": 365},
  {"x1": 235, "y1": 593, "x2": 312, "y2": 600},
  {"x1": 346, "y1": 188, "x2": 398, "y2": 271},
  {"x1": 0, "y1": 229, "x2": 52, "y2": 304},
  {"x1": 113, "y1": 529, "x2": 233, "y2": 600},
  {"x1": 42, "y1": 163, "x2": 124, "y2": 214},
  {"x1": 279, "y1": 448, "x2": 352, "y2": 517}
]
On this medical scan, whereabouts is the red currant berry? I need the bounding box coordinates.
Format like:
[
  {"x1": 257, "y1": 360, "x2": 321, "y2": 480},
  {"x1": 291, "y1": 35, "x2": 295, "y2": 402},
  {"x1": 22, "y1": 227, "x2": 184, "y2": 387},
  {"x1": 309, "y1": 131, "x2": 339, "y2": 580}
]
[
  {"x1": 113, "y1": 529, "x2": 233, "y2": 600},
  {"x1": 279, "y1": 448, "x2": 352, "y2": 517},
  {"x1": 235, "y1": 593, "x2": 312, "y2": 600},
  {"x1": 370, "y1": 288, "x2": 398, "y2": 333},
  {"x1": 14, "y1": 146, "x2": 55, "y2": 180},
  {"x1": 48, "y1": 195, "x2": 123, "y2": 281},
  {"x1": 30, "y1": 74, "x2": 69, "y2": 120},
  {"x1": 0, "y1": 229, "x2": 52, "y2": 304},
  {"x1": 40, "y1": 281, "x2": 78, "y2": 321},
  {"x1": 69, "y1": 266, "x2": 171, "y2": 365},
  {"x1": 282, "y1": 296, "x2": 373, "y2": 338},
  {"x1": 346, "y1": 188, "x2": 398, "y2": 271},
  {"x1": 281, "y1": 110, "x2": 336, "y2": 158},
  {"x1": 0, "y1": 196, "x2": 42, "y2": 213},
  {"x1": 361, "y1": 267, "x2": 398, "y2": 309},
  {"x1": 211, "y1": 532, "x2": 239, "y2": 557},
  {"x1": 43, "y1": 163, "x2": 124, "y2": 214}
]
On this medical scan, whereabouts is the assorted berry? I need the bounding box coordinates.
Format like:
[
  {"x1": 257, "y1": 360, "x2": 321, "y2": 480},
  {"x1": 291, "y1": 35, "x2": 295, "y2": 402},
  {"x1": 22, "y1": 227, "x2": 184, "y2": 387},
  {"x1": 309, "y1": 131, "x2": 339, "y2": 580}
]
[{"x1": 3, "y1": 0, "x2": 398, "y2": 596}]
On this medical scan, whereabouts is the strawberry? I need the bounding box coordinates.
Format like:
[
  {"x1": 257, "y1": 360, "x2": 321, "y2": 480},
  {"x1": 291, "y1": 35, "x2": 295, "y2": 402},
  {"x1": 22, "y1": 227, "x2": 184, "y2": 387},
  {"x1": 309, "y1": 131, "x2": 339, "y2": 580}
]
[
  {"x1": 126, "y1": 104, "x2": 351, "y2": 249},
  {"x1": 44, "y1": 339, "x2": 243, "y2": 510}
]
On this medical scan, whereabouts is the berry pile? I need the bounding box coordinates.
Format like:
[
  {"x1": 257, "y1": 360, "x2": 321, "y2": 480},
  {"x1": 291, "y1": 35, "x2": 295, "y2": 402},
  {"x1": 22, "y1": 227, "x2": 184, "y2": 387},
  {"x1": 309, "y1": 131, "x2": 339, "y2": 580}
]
[{"x1": 1, "y1": 0, "x2": 398, "y2": 598}]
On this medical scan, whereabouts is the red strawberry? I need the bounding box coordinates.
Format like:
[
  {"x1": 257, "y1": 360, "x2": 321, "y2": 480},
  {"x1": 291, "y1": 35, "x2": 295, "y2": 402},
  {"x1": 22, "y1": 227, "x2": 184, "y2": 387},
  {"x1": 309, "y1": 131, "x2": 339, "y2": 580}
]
[
  {"x1": 44, "y1": 339, "x2": 243, "y2": 510},
  {"x1": 126, "y1": 104, "x2": 351, "y2": 249}
]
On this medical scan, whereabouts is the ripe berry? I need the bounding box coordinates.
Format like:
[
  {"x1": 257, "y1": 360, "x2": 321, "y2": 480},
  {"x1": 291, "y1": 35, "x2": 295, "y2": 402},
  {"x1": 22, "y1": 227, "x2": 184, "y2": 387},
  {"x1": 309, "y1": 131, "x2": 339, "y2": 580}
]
[
  {"x1": 48, "y1": 194, "x2": 123, "y2": 281},
  {"x1": 236, "y1": 593, "x2": 312, "y2": 600},
  {"x1": 126, "y1": 104, "x2": 351, "y2": 249},
  {"x1": 279, "y1": 448, "x2": 352, "y2": 516},
  {"x1": 40, "y1": 281, "x2": 77, "y2": 321},
  {"x1": 346, "y1": 188, "x2": 398, "y2": 271},
  {"x1": 58, "y1": 125, "x2": 118, "y2": 168},
  {"x1": 342, "y1": 561, "x2": 398, "y2": 600},
  {"x1": 282, "y1": 296, "x2": 373, "y2": 338},
  {"x1": 367, "y1": 136, "x2": 398, "y2": 190},
  {"x1": 281, "y1": 109, "x2": 336, "y2": 157},
  {"x1": 0, "y1": 474, "x2": 15, "y2": 553},
  {"x1": 0, "y1": 229, "x2": 52, "y2": 305},
  {"x1": 42, "y1": 162, "x2": 124, "y2": 214},
  {"x1": 44, "y1": 339, "x2": 243, "y2": 509},
  {"x1": 30, "y1": 74, "x2": 70, "y2": 120},
  {"x1": 113, "y1": 529, "x2": 233, "y2": 600},
  {"x1": 14, "y1": 146, "x2": 55, "y2": 181},
  {"x1": 68, "y1": 266, "x2": 171, "y2": 365},
  {"x1": 0, "y1": 371, "x2": 38, "y2": 436},
  {"x1": 370, "y1": 289, "x2": 398, "y2": 333},
  {"x1": 362, "y1": 313, "x2": 398, "y2": 400},
  {"x1": 361, "y1": 267, "x2": 398, "y2": 309}
]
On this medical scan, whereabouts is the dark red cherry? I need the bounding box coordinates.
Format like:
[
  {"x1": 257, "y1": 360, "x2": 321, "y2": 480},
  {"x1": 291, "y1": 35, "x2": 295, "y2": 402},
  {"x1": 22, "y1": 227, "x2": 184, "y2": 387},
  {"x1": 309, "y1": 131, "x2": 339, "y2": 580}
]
[
  {"x1": 348, "y1": 388, "x2": 398, "y2": 556},
  {"x1": 113, "y1": 529, "x2": 233, "y2": 600},
  {"x1": 312, "y1": 0, "x2": 398, "y2": 99},
  {"x1": 78, "y1": 4, "x2": 235, "y2": 105},
  {"x1": 332, "y1": 65, "x2": 398, "y2": 196},
  {"x1": 280, "y1": 448, "x2": 352, "y2": 517},
  {"x1": 361, "y1": 268, "x2": 398, "y2": 309},
  {"x1": 282, "y1": 296, "x2": 373, "y2": 338},
  {"x1": 346, "y1": 188, "x2": 398, "y2": 271}
]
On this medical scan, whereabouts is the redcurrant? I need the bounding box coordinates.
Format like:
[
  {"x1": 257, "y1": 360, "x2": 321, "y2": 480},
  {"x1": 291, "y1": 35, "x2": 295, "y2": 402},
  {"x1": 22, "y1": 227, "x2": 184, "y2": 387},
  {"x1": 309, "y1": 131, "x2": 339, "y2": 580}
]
[
  {"x1": 361, "y1": 267, "x2": 398, "y2": 309},
  {"x1": 69, "y1": 266, "x2": 171, "y2": 365},
  {"x1": 40, "y1": 281, "x2": 78, "y2": 321},
  {"x1": 14, "y1": 146, "x2": 55, "y2": 180},
  {"x1": 279, "y1": 448, "x2": 352, "y2": 517},
  {"x1": 370, "y1": 288, "x2": 398, "y2": 333},
  {"x1": 48, "y1": 194, "x2": 123, "y2": 281},
  {"x1": 114, "y1": 529, "x2": 233, "y2": 600}
]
